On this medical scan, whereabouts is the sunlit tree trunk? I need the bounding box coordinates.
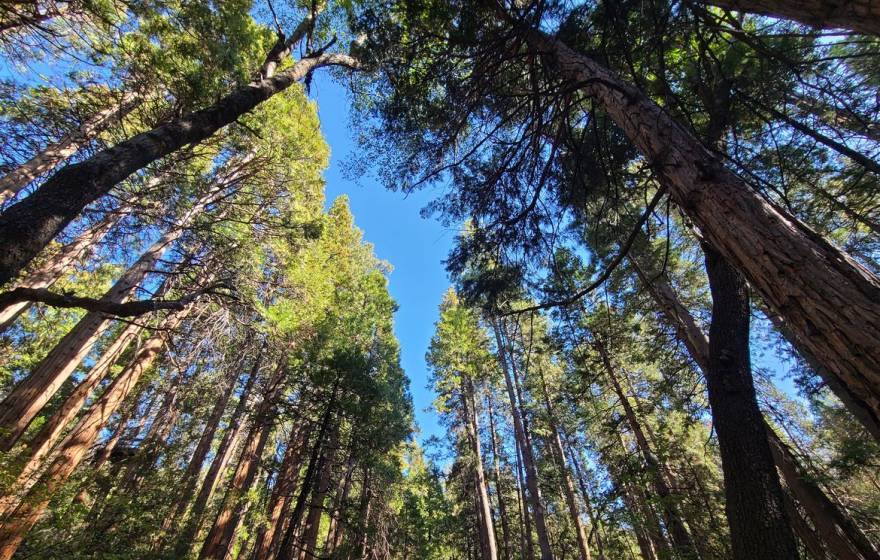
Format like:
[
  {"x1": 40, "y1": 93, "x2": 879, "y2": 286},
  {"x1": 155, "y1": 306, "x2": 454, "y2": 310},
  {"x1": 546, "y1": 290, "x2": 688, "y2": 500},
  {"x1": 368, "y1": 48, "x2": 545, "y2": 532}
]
[
  {"x1": 486, "y1": 389, "x2": 513, "y2": 560},
  {"x1": 0, "y1": 91, "x2": 140, "y2": 204},
  {"x1": 0, "y1": 306, "x2": 189, "y2": 560},
  {"x1": 0, "y1": 192, "x2": 213, "y2": 449},
  {"x1": 564, "y1": 438, "x2": 607, "y2": 560},
  {"x1": 0, "y1": 321, "x2": 142, "y2": 516},
  {"x1": 702, "y1": 0, "x2": 880, "y2": 36},
  {"x1": 491, "y1": 317, "x2": 554, "y2": 560}
]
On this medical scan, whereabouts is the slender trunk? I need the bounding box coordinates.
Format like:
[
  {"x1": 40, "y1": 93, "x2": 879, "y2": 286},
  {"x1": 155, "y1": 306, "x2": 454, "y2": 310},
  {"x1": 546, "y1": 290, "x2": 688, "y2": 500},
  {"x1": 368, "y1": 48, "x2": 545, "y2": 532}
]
[
  {"x1": 491, "y1": 317, "x2": 554, "y2": 560},
  {"x1": 0, "y1": 306, "x2": 189, "y2": 560},
  {"x1": 487, "y1": 390, "x2": 513, "y2": 560},
  {"x1": 517, "y1": 26, "x2": 880, "y2": 429},
  {"x1": 0, "y1": 321, "x2": 142, "y2": 515},
  {"x1": 594, "y1": 339, "x2": 698, "y2": 559},
  {"x1": 0, "y1": 193, "x2": 212, "y2": 449},
  {"x1": 276, "y1": 381, "x2": 339, "y2": 560},
  {"x1": 199, "y1": 363, "x2": 286, "y2": 560},
  {"x1": 0, "y1": 91, "x2": 140, "y2": 204},
  {"x1": 325, "y1": 452, "x2": 357, "y2": 556},
  {"x1": 537, "y1": 370, "x2": 592, "y2": 560},
  {"x1": 164, "y1": 365, "x2": 242, "y2": 534},
  {"x1": 0, "y1": 204, "x2": 126, "y2": 332},
  {"x1": 461, "y1": 374, "x2": 499, "y2": 560},
  {"x1": 703, "y1": 0, "x2": 880, "y2": 36},
  {"x1": 298, "y1": 424, "x2": 340, "y2": 560},
  {"x1": 702, "y1": 246, "x2": 799, "y2": 559},
  {"x1": 565, "y1": 439, "x2": 607, "y2": 560},
  {"x1": 0, "y1": 22, "x2": 356, "y2": 285},
  {"x1": 782, "y1": 491, "x2": 830, "y2": 560},
  {"x1": 173, "y1": 351, "x2": 262, "y2": 558},
  {"x1": 633, "y1": 254, "x2": 877, "y2": 558},
  {"x1": 514, "y1": 437, "x2": 535, "y2": 560}
]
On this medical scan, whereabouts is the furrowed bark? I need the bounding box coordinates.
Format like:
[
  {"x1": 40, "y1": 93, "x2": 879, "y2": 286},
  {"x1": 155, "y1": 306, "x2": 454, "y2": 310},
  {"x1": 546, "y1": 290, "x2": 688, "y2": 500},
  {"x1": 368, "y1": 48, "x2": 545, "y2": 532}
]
[
  {"x1": 702, "y1": 0, "x2": 880, "y2": 36},
  {"x1": 491, "y1": 317, "x2": 554, "y2": 560},
  {"x1": 0, "y1": 192, "x2": 214, "y2": 449},
  {"x1": 516, "y1": 25, "x2": 880, "y2": 432},
  {"x1": 0, "y1": 90, "x2": 140, "y2": 204},
  {"x1": 0, "y1": 42, "x2": 357, "y2": 285},
  {"x1": 0, "y1": 307, "x2": 189, "y2": 560}
]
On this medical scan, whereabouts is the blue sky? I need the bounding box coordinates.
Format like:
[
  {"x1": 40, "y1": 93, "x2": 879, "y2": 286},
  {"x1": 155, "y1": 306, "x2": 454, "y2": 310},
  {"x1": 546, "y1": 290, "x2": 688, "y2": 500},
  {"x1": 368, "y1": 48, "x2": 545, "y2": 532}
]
[{"x1": 311, "y1": 74, "x2": 453, "y2": 443}]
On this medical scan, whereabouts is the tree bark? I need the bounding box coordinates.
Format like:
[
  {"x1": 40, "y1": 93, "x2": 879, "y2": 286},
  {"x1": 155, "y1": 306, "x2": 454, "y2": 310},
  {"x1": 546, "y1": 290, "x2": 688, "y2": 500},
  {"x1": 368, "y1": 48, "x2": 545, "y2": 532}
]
[
  {"x1": 0, "y1": 320, "x2": 142, "y2": 516},
  {"x1": 0, "y1": 306, "x2": 189, "y2": 560},
  {"x1": 702, "y1": 0, "x2": 880, "y2": 36},
  {"x1": 0, "y1": 192, "x2": 212, "y2": 449},
  {"x1": 0, "y1": 203, "x2": 126, "y2": 332},
  {"x1": 298, "y1": 423, "x2": 340, "y2": 560},
  {"x1": 461, "y1": 374, "x2": 499, "y2": 560},
  {"x1": 491, "y1": 317, "x2": 554, "y2": 560},
  {"x1": 0, "y1": 90, "x2": 140, "y2": 204},
  {"x1": 702, "y1": 246, "x2": 799, "y2": 559},
  {"x1": 0, "y1": 24, "x2": 357, "y2": 285},
  {"x1": 486, "y1": 389, "x2": 513, "y2": 560},
  {"x1": 199, "y1": 363, "x2": 286, "y2": 560},
  {"x1": 632, "y1": 254, "x2": 880, "y2": 558},
  {"x1": 515, "y1": 26, "x2": 880, "y2": 430}
]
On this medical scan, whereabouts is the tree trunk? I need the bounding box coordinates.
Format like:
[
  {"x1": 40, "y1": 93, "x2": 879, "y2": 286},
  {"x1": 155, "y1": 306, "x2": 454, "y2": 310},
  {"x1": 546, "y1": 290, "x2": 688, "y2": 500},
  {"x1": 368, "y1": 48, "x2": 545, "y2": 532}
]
[
  {"x1": 537, "y1": 370, "x2": 592, "y2": 560},
  {"x1": 491, "y1": 317, "x2": 554, "y2": 560},
  {"x1": 461, "y1": 374, "x2": 499, "y2": 560},
  {"x1": 0, "y1": 306, "x2": 189, "y2": 560},
  {"x1": 594, "y1": 338, "x2": 699, "y2": 559},
  {"x1": 0, "y1": 203, "x2": 126, "y2": 332},
  {"x1": 173, "y1": 350, "x2": 262, "y2": 558},
  {"x1": 564, "y1": 437, "x2": 607, "y2": 560},
  {"x1": 702, "y1": 246, "x2": 799, "y2": 559},
  {"x1": 517, "y1": 26, "x2": 880, "y2": 430},
  {"x1": 632, "y1": 254, "x2": 879, "y2": 558},
  {"x1": 514, "y1": 434, "x2": 535, "y2": 560},
  {"x1": 198, "y1": 363, "x2": 286, "y2": 560},
  {"x1": 324, "y1": 451, "x2": 357, "y2": 557},
  {"x1": 702, "y1": 0, "x2": 880, "y2": 36},
  {"x1": 486, "y1": 390, "x2": 513, "y2": 560},
  {"x1": 0, "y1": 25, "x2": 356, "y2": 285},
  {"x1": 0, "y1": 192, "x2": 212, "y2": 449},
  {"x1": 0, "y1": 90, "x2": 140, "y2": 204},
  {"x1": 0, "y1": 320, "x2": 142, "y2": 516},
  {"x1": 298, "y1": 424, "x2": 340, "y2": 560}
]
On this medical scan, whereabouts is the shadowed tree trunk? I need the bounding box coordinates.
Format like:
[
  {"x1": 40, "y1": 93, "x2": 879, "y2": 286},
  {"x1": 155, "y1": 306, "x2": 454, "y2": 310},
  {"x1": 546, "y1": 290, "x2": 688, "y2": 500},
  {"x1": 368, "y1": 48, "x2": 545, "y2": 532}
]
[
  {"x1": 461, "y1": 373, "x2": 499, "y2": 560},
  {"x1": 0, "y1": 305, "x2": 191, "y2": 560},
  {"x1": 0, "y1": 90, "x2": 140, "y2": 204},
  {"x1": 702, "y1": 0, "x2": 880, "y2": 36},
  {"x1": 486, "y1": 389, "x2": 513, "y2": 560},
  {"x1": 298, "y1": 424, "x2": 341, "y2": 560}
]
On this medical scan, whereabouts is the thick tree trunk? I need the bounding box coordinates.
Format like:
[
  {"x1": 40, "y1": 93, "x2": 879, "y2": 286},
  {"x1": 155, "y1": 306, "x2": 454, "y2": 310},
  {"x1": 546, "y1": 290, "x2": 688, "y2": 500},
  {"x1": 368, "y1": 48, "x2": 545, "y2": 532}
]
[
  {"x1": 594, "y1": 339, "x2": 699, "y2": 559},
  {"x1": 0, "y1": 91, "x2": 140, "y2": 204},
  {"x1": 0, "y1": 320, "x2": 142, "y2": 515},
  {"x1": 0, "y1": 203, "x2": 126, "y2": 331},
  {"x1": 173, "y1": 352, "x2": 262, "y2": 558},
  {"x1": 633, "y1": 254, "x2": 879, "y2": 558},
  {"x1": 537, "y1": 370, "x2": 592, "y2": 560},
  {"x1": 0, "y1": 31, "x2": 356, "y2": 285},
  {"x1": 0, "y1": 307, "x2": 189, "y2": 560},
  {"x1": 0, "y1": 194, "x2": 211, "y2": 449},
  {"x1": 461, "y1": 374, "x2": 499, "y2": 560},
  {"x1": 199, "y1": 363, "x2": 285, "y2": 560},
  {"x1": 702, "y1": 0, "x2": 880, "y2": 36},
  {"x1": 491, "y1": 317, "x2": 554, "y2": 560},
  {"x1": 702, "y1": 246, "x2": 799, "y2": 559},
  {"x1": 518, "y1": 27, "x2": 880, "y2": 429}
]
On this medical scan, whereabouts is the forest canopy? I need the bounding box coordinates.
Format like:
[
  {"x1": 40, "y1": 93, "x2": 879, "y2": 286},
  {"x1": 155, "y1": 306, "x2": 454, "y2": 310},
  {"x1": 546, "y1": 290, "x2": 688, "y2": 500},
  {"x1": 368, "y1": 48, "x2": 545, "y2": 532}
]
[{"x1": 0, "y1": 1, "x2": 878, "y2": 559}]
